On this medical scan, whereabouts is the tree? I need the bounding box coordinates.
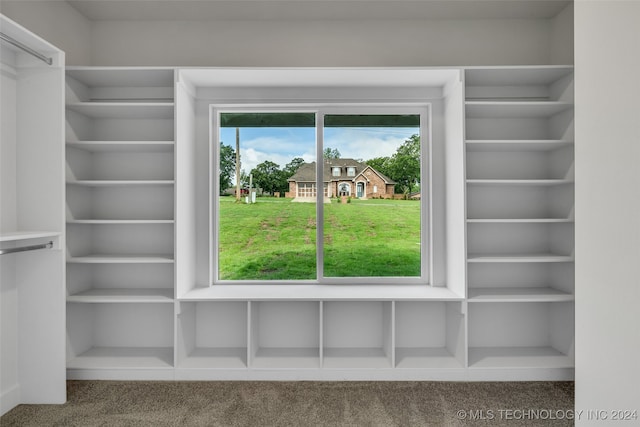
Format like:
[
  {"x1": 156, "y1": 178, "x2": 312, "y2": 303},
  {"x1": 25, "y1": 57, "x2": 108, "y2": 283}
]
[
  {"x1": 219, "y1": 142, "x2": 236, "y2": 194},
  {"x1": 283, "y1": 157, "x2": 305, "y2": 177},
  {"x1": 388, "y1": 134, "x2": 421, "y2": 196},
  {"x1": 323, "y1": 147, "x2": 341, "y2": 159},
  {"x1": 250, "y1": 160, "x2": 285, "y2": 196},
  {"x1": 365, "y1": 156, "x2": 392, "y2": 178}
]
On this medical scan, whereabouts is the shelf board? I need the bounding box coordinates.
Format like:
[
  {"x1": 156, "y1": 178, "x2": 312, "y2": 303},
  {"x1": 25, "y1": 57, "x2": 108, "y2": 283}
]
[
  {"x1": 252, "y1": 348, "x2": 320, "y2": 369},
  {"x1": 67, "y1": 288, "x2": 174, "y2": 303},
  {"x1": 67, "y1": 219, "x2": 174, "y2": 224},
  {"x1": 467, "y1": 218, "x2": 573, "y2": 224},
  {"x1": 67, "y1": 347, "x2": 174, "y2": 370},
  {"x1": 465, "y1": 101, "x2": 573, "y2": 118},
  {"x1": 468, "y1": 287, "x2": 574, "y2": 302},
  {"x1": 67, "y1": 180, "x2": 174, "y2": 187},
  {"x1": 467, "y1": 254, "x2": 574, "y2": 263},
  {"x1": 179, "y1": 348, "x2": 248, "y2": 369},
  {"x1": 465, "y1": 140, "x2": 573, "y2": 152},
  {"x1": 66, "y1": 141, "x2": 174, "y2": 152},
  {"x1": 467, "y1": 179, "x2": 573, "y2": 186},
  {"x1": 395, "y1": 348, "x2": 463, "y2": 369},
  {"x1": 180, "y1": 284, "x2": 463, "y2": 301},
  {"x1": 67, "y1": 102, "x2": 174, "y2": 119},
  {"x1": 468, "y1": 347, "x2": 574, "y2": 369},
  {"x1": 67, "y1": 254, "x2": 174, "y2": 264},
  {"x1": 322, "y1": 348, "x2": 391, "y2": 369},
  {"x1": 0, "y1": 231, "x2": 60, "y2": 242}
]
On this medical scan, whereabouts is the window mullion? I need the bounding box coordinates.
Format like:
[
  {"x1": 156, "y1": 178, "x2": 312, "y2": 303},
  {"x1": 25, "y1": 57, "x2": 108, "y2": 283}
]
[{"x1": 316, "y1": 111, "x2": 324, "y2": 281}]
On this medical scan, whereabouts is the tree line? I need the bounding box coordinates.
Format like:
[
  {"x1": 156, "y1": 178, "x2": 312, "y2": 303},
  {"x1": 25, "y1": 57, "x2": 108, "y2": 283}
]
[{"x1": 220, "y1": 134, "x2": 420, "y2": 196}]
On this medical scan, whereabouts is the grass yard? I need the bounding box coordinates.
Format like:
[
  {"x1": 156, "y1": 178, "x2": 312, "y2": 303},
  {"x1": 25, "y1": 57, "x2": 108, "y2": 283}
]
[{"x1": 218, "y1": 197, "x2": 421, "y2": 280}]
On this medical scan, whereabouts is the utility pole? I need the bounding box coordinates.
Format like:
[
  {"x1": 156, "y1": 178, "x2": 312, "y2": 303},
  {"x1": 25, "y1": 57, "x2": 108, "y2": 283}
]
[{"x1": 235, "y1": 127, "x2": 241, "y2": 202}]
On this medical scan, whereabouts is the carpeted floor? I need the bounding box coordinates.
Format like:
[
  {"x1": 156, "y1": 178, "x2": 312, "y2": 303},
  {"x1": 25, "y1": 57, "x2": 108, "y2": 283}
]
[{"x1": 1, "y1": 381, "x2": 574, "y2": 426}]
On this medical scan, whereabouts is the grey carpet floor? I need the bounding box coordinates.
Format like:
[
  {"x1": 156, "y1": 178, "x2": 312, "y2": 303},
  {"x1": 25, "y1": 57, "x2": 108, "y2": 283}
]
[{"x1": 1, "y1": 381, "x2": 574, "y2": 426}]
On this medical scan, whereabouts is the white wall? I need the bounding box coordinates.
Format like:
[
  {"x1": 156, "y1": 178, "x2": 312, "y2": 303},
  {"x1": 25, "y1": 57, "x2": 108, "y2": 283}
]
[
  {"x1": 0, "y1": 0, "x2": 91, "y2": 65},
  {"x1": 574, "y1": 1, "x2": 640, "y2": 424},
  {"x1": 91, "y1": 18, "x2": 552, "y2": 67}
]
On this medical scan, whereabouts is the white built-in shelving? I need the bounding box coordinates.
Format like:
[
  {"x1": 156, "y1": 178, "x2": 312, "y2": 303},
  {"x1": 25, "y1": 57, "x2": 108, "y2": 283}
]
[
  {"x1": 61, "y1": 66, "x2": 574, "y2": 381},
  {"x1": 65, "y1": 67, "x2": 176, "y2": 373},
  {"x1": 464, "y1": 66, "x2": 575, "y2": 370},
  {"x1": 0, "y1": 15, "x2": 66, "y2": 414}
]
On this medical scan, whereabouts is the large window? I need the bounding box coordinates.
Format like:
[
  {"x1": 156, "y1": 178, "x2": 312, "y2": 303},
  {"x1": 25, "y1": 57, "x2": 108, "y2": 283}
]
[{"x1": 214, "y1": 108, "x2": 428, "y2": 284}]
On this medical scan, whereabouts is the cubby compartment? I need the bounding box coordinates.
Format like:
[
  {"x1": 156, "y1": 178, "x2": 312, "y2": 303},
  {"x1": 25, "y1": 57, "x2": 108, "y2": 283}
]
[
  {"x1": 467, "y1": 263, "x2": 574, "y2": 301},
  {"x1": 66, "y1": 68, "x2": 175, "y2": 103},
  {"x1": 66, "y1": 223, "x2": 174, "y2": 259},
  {"x1": 66, "y1": 185, "x2": 174, "y2": 221},
  {"x1": 66, "y1": 110, "x2": 175, "y2": 142},
  {"x1": 395, "y1": 302, "x2": 465, "y2": 369},
  {"x1": 466, "y1": 184, "x2": 573, "y2": 220},
  {"x1": 465, "y1": 67, "x2": 573, "y2": 102},
  {"x1": 67, "y1": 263, "x2": 174, "y2": 302},
  {"x1": 67, "y1": 302, "x2": 174, "y2": 369},
  {"x1": 178, "y1": 302, "x2": 248, "y2": 369},
  {"x1": 467, "y1": 222, "x2": 574, "y2": 259},
  {"x1": 465, "y1": 109, "x2": 573, "y2": 141},
  {"x1": 250, "y1": 301, "x2": 320, "y2": 369},
  {"x1": 465, "y1": 146, "x2": 573, "y2": 180},
  {"x1": 323, "y1": 301, "x2": 392, "y2": 369},
  {"x1": 468, "y1": 302, "x2": 574, "y2": 369},
  {"x1": 66, "y1": 146, "x2": 174, "y2": 181}
]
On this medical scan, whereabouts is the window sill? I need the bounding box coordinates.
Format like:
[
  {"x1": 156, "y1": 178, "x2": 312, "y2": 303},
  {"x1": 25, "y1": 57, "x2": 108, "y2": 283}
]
[{"x1": 179, "y1": 284, "x2": 463, "y2": 301}]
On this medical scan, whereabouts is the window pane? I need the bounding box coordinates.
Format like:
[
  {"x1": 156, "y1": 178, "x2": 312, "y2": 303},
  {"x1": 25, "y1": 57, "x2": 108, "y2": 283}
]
[
  {"x1": 322, "y1": 115, "x2": 422, "y2": 278},
  {"x1": 217, "y1": 112, "x2": 316, "y2": 281}
]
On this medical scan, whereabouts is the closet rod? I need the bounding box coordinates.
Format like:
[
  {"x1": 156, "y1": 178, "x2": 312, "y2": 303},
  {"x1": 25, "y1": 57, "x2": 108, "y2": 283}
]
[
  {"x1": 0, "y1": 241, "x2": 54, "y2": 255},
  {"x1": 0, "y1": 32, "x2": 53, "y2": 65}
]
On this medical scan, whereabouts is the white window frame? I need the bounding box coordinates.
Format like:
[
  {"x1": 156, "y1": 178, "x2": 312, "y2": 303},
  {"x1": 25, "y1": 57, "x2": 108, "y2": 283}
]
[{"x1": 211, "y1": 104, "x2": 431, "y2": 286}]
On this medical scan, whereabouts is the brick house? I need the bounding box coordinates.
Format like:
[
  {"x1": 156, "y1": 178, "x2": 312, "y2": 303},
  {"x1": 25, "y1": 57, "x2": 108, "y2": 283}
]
[{"x1": 286, "y1": 158, "x2": 395, "y2": 202}]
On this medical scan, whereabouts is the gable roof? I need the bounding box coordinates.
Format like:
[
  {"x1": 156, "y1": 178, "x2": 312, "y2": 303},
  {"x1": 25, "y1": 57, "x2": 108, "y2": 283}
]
[{"x1": 288, "y1": 158, "x2": 394, "y2": 184}]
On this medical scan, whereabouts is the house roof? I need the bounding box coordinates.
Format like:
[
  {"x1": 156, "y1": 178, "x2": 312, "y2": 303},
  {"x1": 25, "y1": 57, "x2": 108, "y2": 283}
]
[{"x1": 288, "y1": 158, "x2": 395, "y2": 184}]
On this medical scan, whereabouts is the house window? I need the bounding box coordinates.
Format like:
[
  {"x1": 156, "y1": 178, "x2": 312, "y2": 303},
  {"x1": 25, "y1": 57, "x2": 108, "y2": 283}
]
[{"x1": 214, "y1": 108, "x2": 427, "y2": 283}]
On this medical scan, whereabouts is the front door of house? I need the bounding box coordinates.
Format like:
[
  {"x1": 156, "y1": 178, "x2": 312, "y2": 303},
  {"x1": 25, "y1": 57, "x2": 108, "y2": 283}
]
[{"x1": 356, "y1": 182, "x2": 364, "y2": 198}]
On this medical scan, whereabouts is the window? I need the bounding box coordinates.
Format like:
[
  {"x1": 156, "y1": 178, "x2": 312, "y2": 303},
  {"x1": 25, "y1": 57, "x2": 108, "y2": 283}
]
[{"x1": 214, "y1": 108, "x2": 428, "y2": 284}]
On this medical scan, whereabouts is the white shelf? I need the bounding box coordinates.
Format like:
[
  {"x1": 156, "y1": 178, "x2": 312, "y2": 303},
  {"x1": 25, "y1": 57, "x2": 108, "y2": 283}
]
[
  {"x1": 67, "y1": 180, "x2": 175, "y2": 187},
  {"x1": 467, "y1": 179, "x2": 573, "y2": 186},
  {"x1": 468, "y1": 287, "x2": 574, "y2": 302},
  {"x1": 66, "y1": 102, "x2": 174, "y2": 119},
  {"x1": 252, "y1": 348, "x2": 320, "y2": 369},
  {"x1": 466, "y1": 140, "x2": 573, "y2": 151},
  {"x1": 67, "y1": 288, "x2": 174, "y2": 303},
  {"x1": 180, "y1": 285, "x2": 463, "y2": 301},
  {"x1": 322, "y1": 348, "x2": 391, "y2": 369},
  {"x1": 465, "y1": 101, "x2": 573, "y2": 118},
  {"x1": 67, "y1": 219, "x2": 174, "y2": 224},
  {"x1": 179, "y1": 348, "x2": 247, "y2": 369},
  {"x1": 67, "y1": 347, "x2": 174, "y2": 370},
  {"x1": 468, "y1": 347, "x2": 574, "y2": 369},
  {"x1": 464, "y1": 67, "x2": 573, "y2": 87},
  {"x1": 0, "y1": 231, "x2": 60, "y2": 242},
  {"x1": 467, "y1": 218, "x2": 573, "y2": 223},
  {"x1": 67, "y1": 254, "x2": 174, "y2": 264},
  {"x1": 395, "y1": 348, "x2": 463, "y2": 369},
  {"x1": 66, "y1": 141, "x2": 174, "y2": 152},
  {"x1": 467, "y1": 254, "x2": 574, "y2": 263}
]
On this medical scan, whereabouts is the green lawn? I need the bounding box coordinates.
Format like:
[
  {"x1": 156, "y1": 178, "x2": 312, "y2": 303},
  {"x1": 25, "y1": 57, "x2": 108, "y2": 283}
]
[{"x1": 218, "y1": 197, "x2": 421, "y2": 280}]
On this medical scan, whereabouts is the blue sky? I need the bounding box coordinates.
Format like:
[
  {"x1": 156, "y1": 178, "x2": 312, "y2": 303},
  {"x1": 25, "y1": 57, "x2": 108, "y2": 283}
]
[{"x1": 220, "y1": 126, "x2": 419, "y2": 174}]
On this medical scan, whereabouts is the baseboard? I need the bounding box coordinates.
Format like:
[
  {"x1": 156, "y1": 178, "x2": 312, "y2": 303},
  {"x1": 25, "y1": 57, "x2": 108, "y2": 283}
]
[{"x1": 1, "y1": 384, "x2": 21, "y2": 416}]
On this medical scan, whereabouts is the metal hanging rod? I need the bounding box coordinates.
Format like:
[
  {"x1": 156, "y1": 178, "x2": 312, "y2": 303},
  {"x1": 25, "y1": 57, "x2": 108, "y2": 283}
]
[
  {"x1": 0, "y1": 241, "x2": 54, "y2": 256},
  {"x1": 0, "y1": 31, "x2": 53, "y2": 66}
]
